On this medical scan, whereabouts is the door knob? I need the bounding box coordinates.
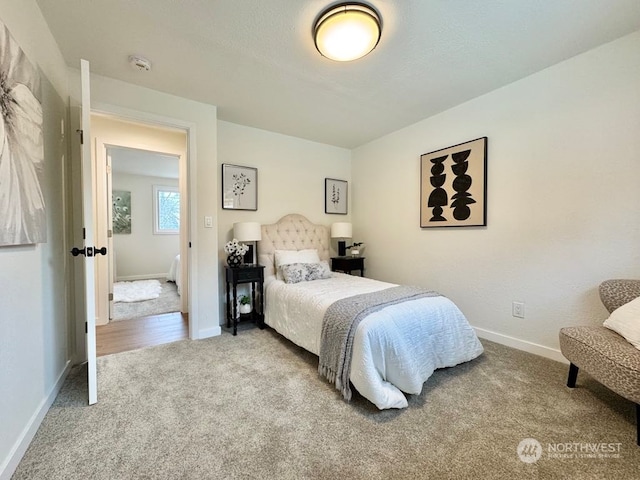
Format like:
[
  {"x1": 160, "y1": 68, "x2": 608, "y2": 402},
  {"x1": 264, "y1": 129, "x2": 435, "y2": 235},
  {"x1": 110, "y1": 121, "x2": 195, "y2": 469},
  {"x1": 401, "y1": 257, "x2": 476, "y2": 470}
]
[
  {"x1": 70, "y1": 247, "x2": 86, "y2": 257},
  {"x1": 70, "y1": 246, "x2": 107, "y2": 256}
]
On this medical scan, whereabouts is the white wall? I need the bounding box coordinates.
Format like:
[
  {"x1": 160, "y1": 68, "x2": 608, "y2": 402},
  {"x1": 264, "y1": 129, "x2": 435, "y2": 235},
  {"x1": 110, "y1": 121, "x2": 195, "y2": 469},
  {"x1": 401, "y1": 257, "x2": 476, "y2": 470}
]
[
  {"x1": 0, "y1": 1, "x2": 71, "y2": 478},
  {"x1": 352, "y1": 32, "x2": 640, "y2": 360},
  {"x1": 112, "y1": 173, "x2": 180, "y2": 279},
  {"x1": 68, "y1": 70, "x2": 220, "y2": 338},
  {"x1": 217, "y1": 121, "x2": 351, "y2": 324}
]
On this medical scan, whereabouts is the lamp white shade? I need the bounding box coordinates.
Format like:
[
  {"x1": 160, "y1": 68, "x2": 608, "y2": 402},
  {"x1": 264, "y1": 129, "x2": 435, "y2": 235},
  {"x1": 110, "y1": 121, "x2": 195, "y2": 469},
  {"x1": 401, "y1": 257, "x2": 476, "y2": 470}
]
[
  {"x1": 331, "y1": 222, "x2": 352, "y2": 238},
  {"x1": 233, "y1": 222, "x2": 262, "y2": 241}
]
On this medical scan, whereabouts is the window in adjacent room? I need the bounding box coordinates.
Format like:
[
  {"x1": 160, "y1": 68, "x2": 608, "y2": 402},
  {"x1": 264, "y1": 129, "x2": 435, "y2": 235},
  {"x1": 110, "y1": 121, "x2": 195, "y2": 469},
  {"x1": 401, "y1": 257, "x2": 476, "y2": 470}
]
[{"x1": 153, "y1": 185, "x2": 180, "y2": 234}]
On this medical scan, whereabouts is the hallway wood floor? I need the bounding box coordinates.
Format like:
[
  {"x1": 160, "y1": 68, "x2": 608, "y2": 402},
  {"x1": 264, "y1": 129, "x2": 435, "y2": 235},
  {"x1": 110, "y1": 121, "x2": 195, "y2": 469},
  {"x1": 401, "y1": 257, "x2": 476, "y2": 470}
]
[{"x1": 96, "y1": 312, "x2": 188, "y2": 357}]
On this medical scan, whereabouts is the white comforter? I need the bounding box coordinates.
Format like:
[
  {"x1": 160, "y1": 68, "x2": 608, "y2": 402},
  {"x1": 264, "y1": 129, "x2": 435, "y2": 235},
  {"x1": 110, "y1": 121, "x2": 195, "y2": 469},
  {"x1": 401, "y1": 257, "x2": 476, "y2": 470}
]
[{"x1": 265, "y1": 273, "x2": 484, "y2": 409}]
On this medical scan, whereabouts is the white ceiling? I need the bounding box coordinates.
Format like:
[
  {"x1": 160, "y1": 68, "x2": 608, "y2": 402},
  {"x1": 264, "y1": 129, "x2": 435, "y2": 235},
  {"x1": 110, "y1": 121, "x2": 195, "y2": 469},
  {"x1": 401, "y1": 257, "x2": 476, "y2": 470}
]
[
  {"x1": 109, "y1": 146, "x2": 179, "y2": 179},
  {"x1": 36, "y1": 0, "x2": 640, "y2": 149}
]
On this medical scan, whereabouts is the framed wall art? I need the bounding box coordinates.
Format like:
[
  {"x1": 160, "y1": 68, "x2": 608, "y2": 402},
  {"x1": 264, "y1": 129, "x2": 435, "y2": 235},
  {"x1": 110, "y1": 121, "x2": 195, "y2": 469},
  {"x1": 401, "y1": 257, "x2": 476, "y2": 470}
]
[
  {"x1": 325, "y1": 178, "x2": 348, "y2": 215},
  {"x1": 0, "y1": 20, "x2": 45, "y2": 246},
  {"x1": 222, "y1": 164, "x2": 258, "y2": 211},
  {"x1": 112, "y1": 190, "x2": 132, "y2": 234},
  {"x1": 420, "y1": 137, "x2": 487, "y2": 228}
]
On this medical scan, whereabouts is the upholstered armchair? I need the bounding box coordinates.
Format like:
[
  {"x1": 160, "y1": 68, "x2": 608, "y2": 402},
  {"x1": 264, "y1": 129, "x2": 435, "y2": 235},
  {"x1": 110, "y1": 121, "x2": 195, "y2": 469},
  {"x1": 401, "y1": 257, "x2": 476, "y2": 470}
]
[{"x1": 559, "y1": 279, "x2": 640, "y2": 446}]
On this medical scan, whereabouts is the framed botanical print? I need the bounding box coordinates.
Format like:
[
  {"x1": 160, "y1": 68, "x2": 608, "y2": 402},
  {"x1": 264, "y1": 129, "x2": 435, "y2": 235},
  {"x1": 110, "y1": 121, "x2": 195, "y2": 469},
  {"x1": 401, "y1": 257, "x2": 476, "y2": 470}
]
[
  {"x1": 325, "y1": 178, "x2": 348, "y2": 215},
  {"x1": 222, "y1": 164, "x2": 258, "y2": 211},
  {"x1": 112, "y1": 190, "x2": 132, "y2": 234},
  {"x1": 420, "y1": 137, "x2": 487, "y2": 228}
]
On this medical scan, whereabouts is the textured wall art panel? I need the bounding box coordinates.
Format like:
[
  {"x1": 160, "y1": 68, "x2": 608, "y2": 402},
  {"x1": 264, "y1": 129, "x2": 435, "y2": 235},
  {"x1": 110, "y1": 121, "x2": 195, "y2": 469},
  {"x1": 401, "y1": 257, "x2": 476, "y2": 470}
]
[{"x1": 0, "y1": 20, "x2": 44, "y2": 246}]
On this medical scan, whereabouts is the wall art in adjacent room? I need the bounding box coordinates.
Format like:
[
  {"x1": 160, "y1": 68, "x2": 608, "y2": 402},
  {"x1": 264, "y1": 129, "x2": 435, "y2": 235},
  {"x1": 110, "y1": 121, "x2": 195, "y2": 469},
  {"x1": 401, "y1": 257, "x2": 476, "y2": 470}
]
[
  {"x1": 420, "y1": 137, "x2": 487, "y2": 228},
  {"x1": 0, "y1": 20, "x2": 45, "y2": 246},
  {"x1": 112, "y1": 190, "x2": 132, "y2": 234}
]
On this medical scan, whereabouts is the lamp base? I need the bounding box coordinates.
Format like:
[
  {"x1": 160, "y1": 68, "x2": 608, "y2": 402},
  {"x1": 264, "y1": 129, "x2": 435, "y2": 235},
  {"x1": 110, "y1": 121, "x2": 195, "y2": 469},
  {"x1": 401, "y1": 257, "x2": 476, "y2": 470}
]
[
  {"x1": 243, "y1": 244, "x2": 254, "y2": 265},
  {"x1": 338, "y1": 240, "x2": 346, "y2": 257}
]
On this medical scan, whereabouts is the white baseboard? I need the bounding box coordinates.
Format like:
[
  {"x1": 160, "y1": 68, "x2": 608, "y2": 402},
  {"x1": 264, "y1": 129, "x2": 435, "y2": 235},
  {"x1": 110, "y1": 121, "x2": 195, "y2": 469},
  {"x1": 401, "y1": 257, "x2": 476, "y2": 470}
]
[
  {"x1": 117, "y1": 274, "x2": 167, "y2": 282},
  {"x1": 473, "y1": 326, "x2": 568, "y2": 364},
  {"x1": 198, "y1": 325, "x2": 222, "y2": 340},
  {"x1": 0, "y1": 360, "x2": 72, "y2": 480}
]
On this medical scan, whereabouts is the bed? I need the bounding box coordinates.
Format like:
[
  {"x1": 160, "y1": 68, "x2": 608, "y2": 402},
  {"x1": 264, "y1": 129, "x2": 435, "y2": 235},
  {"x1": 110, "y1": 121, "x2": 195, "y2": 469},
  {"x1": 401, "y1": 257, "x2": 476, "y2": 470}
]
[
  {"x1": 258, "y1": 214, "x2": 484, "y2": 410},
  {"x1": 167, "y1": 254, "x2": 182, "y2": 295}
]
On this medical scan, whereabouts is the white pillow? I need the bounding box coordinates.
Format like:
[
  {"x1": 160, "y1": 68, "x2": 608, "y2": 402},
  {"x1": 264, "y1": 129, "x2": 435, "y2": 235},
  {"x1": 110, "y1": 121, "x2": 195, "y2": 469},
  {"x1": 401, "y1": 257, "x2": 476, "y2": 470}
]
[
  {"x1": 274, "y1": 249, "x2": 320, "y2": 280},
  {"x1": 603, "y1": 296, "x2": 640, "y2": 350}
]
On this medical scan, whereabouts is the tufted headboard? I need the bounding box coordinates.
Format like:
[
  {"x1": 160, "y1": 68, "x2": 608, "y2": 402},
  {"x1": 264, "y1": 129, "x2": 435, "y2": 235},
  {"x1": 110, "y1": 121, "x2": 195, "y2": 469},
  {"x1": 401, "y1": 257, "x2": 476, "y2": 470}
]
[{"x1": 258, "y1": 214, "x2": 330, "y2": 278}]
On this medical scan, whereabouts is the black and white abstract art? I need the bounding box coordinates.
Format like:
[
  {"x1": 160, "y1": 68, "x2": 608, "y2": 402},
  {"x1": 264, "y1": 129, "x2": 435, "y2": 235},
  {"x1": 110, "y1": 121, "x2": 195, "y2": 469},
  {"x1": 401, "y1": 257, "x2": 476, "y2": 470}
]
[
  {"x1": 0, "y1": 20, "x2": 44, "y2": 246},
  {"x1": 420, "y1": 137, "x2": 487, "y2": 228}
]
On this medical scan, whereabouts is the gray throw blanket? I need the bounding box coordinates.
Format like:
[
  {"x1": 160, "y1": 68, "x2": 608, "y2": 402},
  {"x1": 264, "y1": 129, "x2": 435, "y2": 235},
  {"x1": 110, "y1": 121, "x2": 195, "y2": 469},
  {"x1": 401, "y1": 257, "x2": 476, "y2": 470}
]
[{"x1": 318, "y1": 285, "x2": 441, "y2": 401}]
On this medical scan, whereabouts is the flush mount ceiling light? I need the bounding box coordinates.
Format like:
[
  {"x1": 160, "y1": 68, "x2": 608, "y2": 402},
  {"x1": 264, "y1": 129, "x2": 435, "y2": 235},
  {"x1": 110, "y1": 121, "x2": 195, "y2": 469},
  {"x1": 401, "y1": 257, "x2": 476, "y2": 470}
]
[{"x1": 314, "y1": 2, "x2": 382, "y2": 62}]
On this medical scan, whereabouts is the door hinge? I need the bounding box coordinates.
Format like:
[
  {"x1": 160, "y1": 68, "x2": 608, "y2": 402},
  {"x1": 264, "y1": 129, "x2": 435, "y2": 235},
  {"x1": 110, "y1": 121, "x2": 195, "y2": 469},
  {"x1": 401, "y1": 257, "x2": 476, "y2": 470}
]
[
  {"x1": 109, "y1": 293, "x2": 113, "y2": 301},
  {"x1": 189, "y1": 241, "x2": 192, "y2": 248},
  {"x1": 85, "y1": 322, "x2": 88, "y2": 333},
  {"x1": 107, "y1": 229, "x2": 113, "y2": 238},
  {"x1": 77, "y1": 129, "x2": 84, "y2": 145},
  {"x1": 82, "y1": 228, "x2": 86, "y2": 240}
]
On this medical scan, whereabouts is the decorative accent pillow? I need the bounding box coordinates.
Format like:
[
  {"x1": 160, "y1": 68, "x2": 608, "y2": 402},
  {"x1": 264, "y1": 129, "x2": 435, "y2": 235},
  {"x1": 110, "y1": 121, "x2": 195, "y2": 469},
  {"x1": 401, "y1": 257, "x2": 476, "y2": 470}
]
[
  {"x1": 603, "y1": 296, "x2": 640, "y2": 350},
  {"x1": 281, "y1": 261, "x2": 332, "y2": 284},
  {"x1": 274, "y1": 249, "x2": 321, "y2": 280}
]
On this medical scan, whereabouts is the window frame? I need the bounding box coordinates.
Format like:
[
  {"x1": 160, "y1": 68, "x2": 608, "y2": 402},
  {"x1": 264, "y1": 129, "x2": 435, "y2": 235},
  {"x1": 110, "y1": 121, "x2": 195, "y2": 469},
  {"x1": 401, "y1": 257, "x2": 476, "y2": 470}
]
[{"x1": 153, "y1": 184, "x2": 180, "y2": 235}]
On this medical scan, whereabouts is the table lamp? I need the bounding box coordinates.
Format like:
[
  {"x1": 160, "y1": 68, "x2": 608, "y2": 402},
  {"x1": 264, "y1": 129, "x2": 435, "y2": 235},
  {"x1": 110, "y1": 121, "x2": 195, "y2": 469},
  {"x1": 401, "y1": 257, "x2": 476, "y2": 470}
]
[
  {"x1": 331, "y1": 222, "x2": 352, "y2": 257},
  {"x1": 233, "y1": 221, "x2": 262, "y2": 264}
]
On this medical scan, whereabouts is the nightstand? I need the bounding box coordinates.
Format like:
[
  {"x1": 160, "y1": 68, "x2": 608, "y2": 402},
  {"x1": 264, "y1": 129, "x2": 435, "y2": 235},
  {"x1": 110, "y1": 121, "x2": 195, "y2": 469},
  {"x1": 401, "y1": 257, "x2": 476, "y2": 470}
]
[
  {"x1": 331, "y1": 256, "x2": 365, "y2": 277},
  {"x1": 225, "y1": 265, "x2": 265, "y2": 335}
]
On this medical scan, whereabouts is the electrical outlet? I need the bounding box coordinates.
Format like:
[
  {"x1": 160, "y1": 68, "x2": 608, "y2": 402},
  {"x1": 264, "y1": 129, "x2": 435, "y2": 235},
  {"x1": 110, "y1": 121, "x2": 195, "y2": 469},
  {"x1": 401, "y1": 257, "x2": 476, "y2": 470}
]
[
  {"x1": 204, "y1": 216, "x2": 213, "y2": 228},
  {"x1": 512, "y1": 301, "x2": 525, "y2": 318}
]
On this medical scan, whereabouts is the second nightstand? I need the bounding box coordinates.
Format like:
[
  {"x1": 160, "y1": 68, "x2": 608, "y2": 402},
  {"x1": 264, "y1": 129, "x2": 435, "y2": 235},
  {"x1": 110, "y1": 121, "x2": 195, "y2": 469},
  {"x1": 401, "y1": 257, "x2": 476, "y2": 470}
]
[{"x1": 331, "y1": 256, "x2": 365, "y2": 277}]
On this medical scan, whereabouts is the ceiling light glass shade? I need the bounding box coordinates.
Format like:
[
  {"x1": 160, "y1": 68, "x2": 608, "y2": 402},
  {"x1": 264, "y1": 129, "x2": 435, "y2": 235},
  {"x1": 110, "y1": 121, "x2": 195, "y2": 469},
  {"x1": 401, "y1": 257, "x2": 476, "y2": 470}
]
[{"x1": 314, "y1": 3, "x2": 381, "y2": 62}]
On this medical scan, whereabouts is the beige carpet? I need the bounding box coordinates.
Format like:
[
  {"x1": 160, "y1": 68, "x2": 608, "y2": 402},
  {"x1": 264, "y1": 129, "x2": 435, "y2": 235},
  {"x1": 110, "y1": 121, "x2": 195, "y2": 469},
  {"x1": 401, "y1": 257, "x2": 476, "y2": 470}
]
[
  {"x1": 12, "y1": 328, "x2": 640, "y2": 479},
  {"x1": 112, "y1": 279, "x2": 180, "y2": 321}
]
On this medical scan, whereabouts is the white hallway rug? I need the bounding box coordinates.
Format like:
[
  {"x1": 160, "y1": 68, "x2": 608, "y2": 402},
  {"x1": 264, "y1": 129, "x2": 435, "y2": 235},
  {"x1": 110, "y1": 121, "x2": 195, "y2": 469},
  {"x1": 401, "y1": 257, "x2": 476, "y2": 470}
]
[{"x1": 113, "y1": 279, "x2": 162, "y2": 303}]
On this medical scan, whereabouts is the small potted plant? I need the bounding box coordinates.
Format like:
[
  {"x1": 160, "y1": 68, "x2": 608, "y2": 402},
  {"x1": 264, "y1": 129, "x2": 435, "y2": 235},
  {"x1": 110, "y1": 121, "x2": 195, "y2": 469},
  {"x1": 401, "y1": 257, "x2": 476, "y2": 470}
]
[
  {"x1": 349, "y1": 242, "x2": 364, "y2": 256},
  {"x1": 239, "y1": 295, "x2": 252, "y2": 314}
]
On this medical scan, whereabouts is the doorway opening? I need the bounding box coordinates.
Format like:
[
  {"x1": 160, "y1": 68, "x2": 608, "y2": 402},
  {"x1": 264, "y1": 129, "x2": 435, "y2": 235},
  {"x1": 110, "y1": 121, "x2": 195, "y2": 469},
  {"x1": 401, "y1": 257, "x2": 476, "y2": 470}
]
[{"x1": 90, "y1": 114, "x2": 189, "y2": 356}]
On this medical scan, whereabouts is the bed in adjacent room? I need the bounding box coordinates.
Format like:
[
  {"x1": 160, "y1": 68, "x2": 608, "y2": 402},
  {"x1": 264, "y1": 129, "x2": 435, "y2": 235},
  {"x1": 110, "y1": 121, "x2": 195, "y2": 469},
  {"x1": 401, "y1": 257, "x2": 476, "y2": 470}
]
[
  {"x1": 167, "y1": 254, "x2": 182, "y2": 295},
  {"x1": 257, "y1": 214, "x2": 483, "y2": 410}
]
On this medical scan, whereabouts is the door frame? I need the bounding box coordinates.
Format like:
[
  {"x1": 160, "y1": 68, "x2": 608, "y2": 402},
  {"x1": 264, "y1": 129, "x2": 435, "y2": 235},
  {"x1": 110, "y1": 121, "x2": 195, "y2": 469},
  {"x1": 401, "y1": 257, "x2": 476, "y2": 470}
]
[
  {"x1": 97, "y1": 141, "x2": 188, "y2": 320},
  {"x1": 88, "y1": 102, "x2": 199, "y2": 340}
]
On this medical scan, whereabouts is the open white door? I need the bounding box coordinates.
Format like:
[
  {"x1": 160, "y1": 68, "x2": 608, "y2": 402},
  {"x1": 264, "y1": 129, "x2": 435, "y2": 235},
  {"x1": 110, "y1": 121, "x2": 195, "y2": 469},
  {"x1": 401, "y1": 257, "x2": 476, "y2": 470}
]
[{"x1": 70, "y1": 59, "x2": 98, "y2": 405}]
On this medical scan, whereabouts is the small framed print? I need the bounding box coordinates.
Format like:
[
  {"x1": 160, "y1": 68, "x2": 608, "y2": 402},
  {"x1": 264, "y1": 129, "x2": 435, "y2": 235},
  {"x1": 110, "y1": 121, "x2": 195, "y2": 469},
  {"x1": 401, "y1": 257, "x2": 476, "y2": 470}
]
[
  {"x1": 325, "y1": 178, "x2": 348, "y2": 215},
  {"x1": 420, "y1": 137, "x2": 487, "y2": 228},
  {"x1": 222, "y1": 164, "x2": 257, "y2": 211}
]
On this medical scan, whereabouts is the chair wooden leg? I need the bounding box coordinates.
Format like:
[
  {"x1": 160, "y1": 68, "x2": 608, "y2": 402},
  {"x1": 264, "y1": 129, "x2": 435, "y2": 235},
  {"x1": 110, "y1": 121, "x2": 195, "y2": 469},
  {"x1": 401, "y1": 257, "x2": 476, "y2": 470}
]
[{"x1": 567, "y1": 363, "x2": 579, "y2": 388}]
